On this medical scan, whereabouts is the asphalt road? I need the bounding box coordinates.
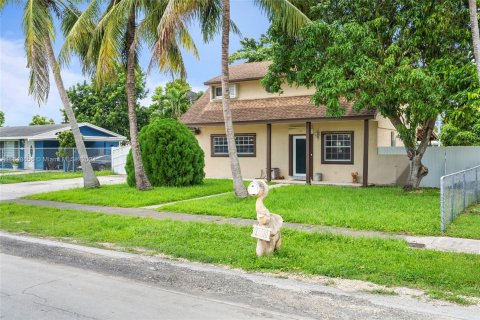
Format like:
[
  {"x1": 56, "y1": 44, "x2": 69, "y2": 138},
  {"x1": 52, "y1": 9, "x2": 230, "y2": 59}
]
[
  {"x1": 1, "y1": 254, "x2": 305, "y2": 320},
  {"x1": 1, "y1": 233, "x2": 478, "y2": 320}
]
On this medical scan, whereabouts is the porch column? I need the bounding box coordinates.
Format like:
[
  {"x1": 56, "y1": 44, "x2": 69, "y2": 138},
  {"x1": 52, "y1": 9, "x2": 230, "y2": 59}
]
[
  {"x1": 306, "y1": 121, "x2": 312, "y2": 185},
  {"x1": 266, "y1": 123, "x2": 272, "y2": 181},
  {"x1": 363, "y1": 119, "x2": 369, "y2": 187}
]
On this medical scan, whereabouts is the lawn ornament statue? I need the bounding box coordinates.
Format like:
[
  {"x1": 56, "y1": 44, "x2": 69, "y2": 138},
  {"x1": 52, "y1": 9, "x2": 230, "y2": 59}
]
[{"x1": 248, "y1": 180, "x2": 283, "y2": 257}]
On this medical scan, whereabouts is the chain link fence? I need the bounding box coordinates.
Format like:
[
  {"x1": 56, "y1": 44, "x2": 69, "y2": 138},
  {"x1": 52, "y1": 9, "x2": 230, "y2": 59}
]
[
  {"x1": 440, "y1": 165, "x2": 480, "y2": 232},
  {"x1": 0, "y1": 147, "x2": 112, "y2": 172}
]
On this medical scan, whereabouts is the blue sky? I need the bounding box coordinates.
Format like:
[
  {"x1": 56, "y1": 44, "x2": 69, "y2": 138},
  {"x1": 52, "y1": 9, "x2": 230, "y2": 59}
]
[{"x1": 0, "y1": 1, "x2": 270, "y2": 126}]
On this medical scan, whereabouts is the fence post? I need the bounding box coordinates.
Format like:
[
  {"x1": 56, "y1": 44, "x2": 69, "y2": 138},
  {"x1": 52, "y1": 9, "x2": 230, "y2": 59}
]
[
  {"x1": 72, "y1": 148, "x2": 75, "y2": 172},
  {"x1": 462, "y1": 171, "x2": 466, "y2": 211},
  {"x1": 450, "y1": 175, "x2": 455, "y2": 223},
  {"x1": 440, "y1": 177, "x2": 445, "y2": 232},
  {"x1": 476, "y1": 167, "x2": 479, "y2": 203}
]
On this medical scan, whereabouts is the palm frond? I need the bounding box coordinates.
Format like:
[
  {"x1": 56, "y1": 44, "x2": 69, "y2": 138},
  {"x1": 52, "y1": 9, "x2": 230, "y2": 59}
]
[
  {"x1": 253, "y1": 0, "x2": 310, "y2": 36},
  {"x1": 58, "y1": 0, "x2": 101, "y2": 69},
  {"x1": 0, "y1": 0, "x2": 21, "y2": 10},
  {"x1": 23, "y1": 0, "x2": 54, "y2": 104}
]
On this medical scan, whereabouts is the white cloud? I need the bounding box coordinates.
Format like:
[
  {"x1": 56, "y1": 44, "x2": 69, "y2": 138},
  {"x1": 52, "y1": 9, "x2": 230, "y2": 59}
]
[{"x1": 0, "y1": 37, "x2": 86, "y2": 126}]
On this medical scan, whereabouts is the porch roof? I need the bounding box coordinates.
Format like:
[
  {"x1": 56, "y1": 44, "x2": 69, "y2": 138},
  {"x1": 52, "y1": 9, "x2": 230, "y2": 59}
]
[{"x1": 180, "y1": 89, "x2": 376, "y2": 126}]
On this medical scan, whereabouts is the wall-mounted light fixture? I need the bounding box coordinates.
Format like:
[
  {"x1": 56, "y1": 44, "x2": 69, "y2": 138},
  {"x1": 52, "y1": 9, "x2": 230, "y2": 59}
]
[{"x1": 189, "y1": 127, "x2": 201, "y2": 135}]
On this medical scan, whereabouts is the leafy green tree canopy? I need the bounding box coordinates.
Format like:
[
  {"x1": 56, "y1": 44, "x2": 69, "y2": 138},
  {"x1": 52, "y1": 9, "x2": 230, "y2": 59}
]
[
  {"x1": 148, "y1": 79, "x2": 199, "y2": 120},
  {"x1": 64, "y1": 66, "x2": 149, "y2": 139},
  {"x1": 30, "y1": 115, "x2": 54, "y2": 125},
  {"x1": 440, "y1": 86, "x2": 480, "y2": 146},
  {"x1": 229, "y1": 34, "x2": 272, "y2": 63},
  {"x1": 264, "y1": 0, "x2": 475, "y2": 189},
  {"x1": 0, "y1": 111, "x2": 4, "y2": 127},
  {"x1": 56, "y1": 130, "x2": 75, "y2": 158}
]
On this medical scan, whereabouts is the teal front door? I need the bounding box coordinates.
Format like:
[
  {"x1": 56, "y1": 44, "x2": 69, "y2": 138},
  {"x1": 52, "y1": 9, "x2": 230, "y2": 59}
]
[{"x1": 293, "y1": 136, "x2": 306, "y2": 177}]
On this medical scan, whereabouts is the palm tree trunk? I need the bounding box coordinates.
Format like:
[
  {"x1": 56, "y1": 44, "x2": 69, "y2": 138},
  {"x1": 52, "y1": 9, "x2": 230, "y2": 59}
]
[
  {"x1": 469, "y1": 0, "x2": 480, "y2": 82},
  {"x1": 126, "y1": 4, "x2": 152, "y2": 190},
  {"x1": 44, "y1": 37, "x2": 99, "y2": 188},
  {"x1": 221, "y1": 0, "x2": 247, "y2": 198}
]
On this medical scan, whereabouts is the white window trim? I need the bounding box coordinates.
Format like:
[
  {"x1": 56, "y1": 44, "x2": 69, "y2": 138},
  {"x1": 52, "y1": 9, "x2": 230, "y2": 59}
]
[
  {"x1": 211, "y1": 134, "x2": 256, "y2": 157},
  {"x1": 212, "y1": 84, "x2": 237, "y2": 100}
]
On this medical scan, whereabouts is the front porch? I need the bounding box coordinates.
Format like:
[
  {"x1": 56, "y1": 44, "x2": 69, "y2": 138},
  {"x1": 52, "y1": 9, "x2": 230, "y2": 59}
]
[{"x1": 264, "y1": 119, "x2": 371, "y2": 186}]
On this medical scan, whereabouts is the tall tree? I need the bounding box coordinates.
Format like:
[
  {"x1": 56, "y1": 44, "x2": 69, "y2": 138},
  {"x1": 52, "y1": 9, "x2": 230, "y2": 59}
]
[
  {"x1": 61, "y1": 0, "x2": 198, "y2": 190},
  {"x1": 229, "y1": 34, "x2": 272, "y2": 63},
  {"x1": 469, "y1": 0, "x2": 480, "y2": 83},
  {"x1": 64, "y1": 66, "x2": 149, "y2": 139},
  {"x1": 264, "y1": 0, "x2": 473, "y2": 190},
  {"x1": 149, "y1": 79, "x2": 195, "y2": 120},
  {"x1": 30, "y1": 115, "x2": 55, "y2": 125},
  {"x1": 0, "y1": 0, "x2": 99, "y2": 188},
  {"x1": 0, "y1": 111, "x2": 4, "y2": 127},
  {"x1": 158, "y1": 0, "x2": 310, "y2": 197}
]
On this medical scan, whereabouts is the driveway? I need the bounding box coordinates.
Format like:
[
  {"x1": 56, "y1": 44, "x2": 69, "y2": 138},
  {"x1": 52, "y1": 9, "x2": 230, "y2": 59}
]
[{"x1": 0, "y1": 175, "x2": 126, "y2": 201}]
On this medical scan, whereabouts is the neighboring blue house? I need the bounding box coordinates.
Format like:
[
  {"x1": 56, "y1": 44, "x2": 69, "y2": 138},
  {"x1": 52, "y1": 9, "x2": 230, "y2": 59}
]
[{"x1": 0, "y1": 123, "x2": 126, "y2": 170}]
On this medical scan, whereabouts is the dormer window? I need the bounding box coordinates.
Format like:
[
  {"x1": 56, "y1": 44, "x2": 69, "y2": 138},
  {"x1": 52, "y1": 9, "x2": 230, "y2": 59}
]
[{"x1": 213, "y1": 84, "x2": 237, "y2": 99}]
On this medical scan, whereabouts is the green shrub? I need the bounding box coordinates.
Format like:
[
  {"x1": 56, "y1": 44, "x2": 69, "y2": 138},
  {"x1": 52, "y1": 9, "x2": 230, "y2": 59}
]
[{"x1": 126, "y1": 119, "x2": 204, "y2": 187}]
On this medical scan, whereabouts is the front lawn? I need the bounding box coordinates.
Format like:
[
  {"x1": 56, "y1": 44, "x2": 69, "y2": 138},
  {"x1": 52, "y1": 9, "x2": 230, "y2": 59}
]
[
  {"x1": 161, "y1": 185, "x2": 478, "y2": 238},
  {"x1": 26, "y1": 179, "x2": 235, "y2": 207},
  {"x1": 0, "y1": 170, "x2": 114, "y2": 184},
  {"x1": 445, "y1": 204, "x2": 480, "y2": 239},
  {"x1": 0, "y1": 202, "x2": 478, "y2": 302}
]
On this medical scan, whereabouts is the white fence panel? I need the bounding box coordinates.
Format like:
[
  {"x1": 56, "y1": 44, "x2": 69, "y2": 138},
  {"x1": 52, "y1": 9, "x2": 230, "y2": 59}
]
[
  {"x1": 378, "y1": 146, "x2": 480, "y2": 187},
  {"x1": 111, "y1": 145, "x2": 131, "y2": 174}
]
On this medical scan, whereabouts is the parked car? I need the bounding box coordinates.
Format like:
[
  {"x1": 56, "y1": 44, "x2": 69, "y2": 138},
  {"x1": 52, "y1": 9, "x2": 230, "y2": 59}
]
[{"x1": 77, "y1": 155, "x2": 111, "y2": 171}]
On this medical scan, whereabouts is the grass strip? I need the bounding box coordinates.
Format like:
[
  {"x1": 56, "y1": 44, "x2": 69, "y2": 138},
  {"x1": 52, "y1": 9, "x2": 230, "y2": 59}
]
[
  {"x1": 26, "y1": 179, "x2": 236, "y2": 207},
  {"x1": 0, "y1": 202, "x2": 478, "y2": 299},
  {"x1": 0, "y1": 170, "x2": 114, "y2": 184},
  {"x1": 161, "y1": 185, "x2": 442, "y2": 235}
]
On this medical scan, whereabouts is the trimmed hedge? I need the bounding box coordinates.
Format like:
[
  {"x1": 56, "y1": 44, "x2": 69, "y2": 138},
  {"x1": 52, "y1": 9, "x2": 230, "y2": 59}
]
[{"x1": 126, "y1": 119, "x2": 204, "y2": 187}]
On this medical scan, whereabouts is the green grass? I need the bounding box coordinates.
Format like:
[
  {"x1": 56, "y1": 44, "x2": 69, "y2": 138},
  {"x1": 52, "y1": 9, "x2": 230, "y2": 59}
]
[
  {"x1": 161, "y1": 185, "x2": 448, "y2": 236},
  {"x1": 364, "y1": 289, "x2": 399, "y2": 296},
  {"x1": 161, "y1": 185, "x2": 480, "y2": 238},
  {"x1": 0, "y1": 202, "x2": 479, "y2": 301},
  {"x1": 445, "y1": 204, "x2": 480, "y2": 239},
  {"x1": 27, "y1": 179, "x2": 236, "y2": 207},
  {"x1": 0, "y1": 170, "x2": 114, "y2": 184}
]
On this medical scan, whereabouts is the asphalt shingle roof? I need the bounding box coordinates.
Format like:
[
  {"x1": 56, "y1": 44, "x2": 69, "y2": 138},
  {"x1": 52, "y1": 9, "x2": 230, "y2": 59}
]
[
  {"x1": 180, "y1": 89, "x2": 376, "y2": 125},
  {"x1": 0, "y1": 124, "x2": 70, "y2": 138},
  {"x1": 204, "y1": 61, "x2": 272, "y2": 85}
]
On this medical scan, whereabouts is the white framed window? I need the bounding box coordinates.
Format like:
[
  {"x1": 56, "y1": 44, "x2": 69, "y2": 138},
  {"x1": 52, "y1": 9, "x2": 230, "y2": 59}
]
[
  {"x1": 322, "y1": 132, "x2": 353, "y2": 164},
  {"x1": 211, "y1": 134, "x2": 255, "y2": 157},
  {"x1": 0, "y1": 141, "x2": 19, "y2": 160},
  {"x1": 212, "y1": 84, "x2": 237, "y2": 99}
]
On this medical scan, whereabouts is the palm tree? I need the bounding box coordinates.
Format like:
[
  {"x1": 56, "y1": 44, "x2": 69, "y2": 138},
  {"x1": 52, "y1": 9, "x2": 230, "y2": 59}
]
[
  {"x1": 158, "y1": 0, "x2": 310, "y2": 197},
  {"x1": 469, "y1": 0, "x2": 480, "y2": 83},
  {"x1": 0, "y1": 0, "x2": 99, "y2": 188},
  {"x1": 60, "y1": 0, "x2": 198, "y2": 190}
]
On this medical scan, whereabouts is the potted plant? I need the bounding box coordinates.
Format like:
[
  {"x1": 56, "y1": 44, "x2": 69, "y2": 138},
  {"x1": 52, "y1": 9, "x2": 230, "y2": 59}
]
[{"x1": 11, "y1": 159, "x2": 19, "y2": 170}]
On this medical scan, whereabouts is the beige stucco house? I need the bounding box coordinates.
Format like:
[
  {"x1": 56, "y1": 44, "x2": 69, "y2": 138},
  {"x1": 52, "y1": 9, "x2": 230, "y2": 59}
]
[{"x1": 181, "y1": 61, "x2": 408, "y2": 186}]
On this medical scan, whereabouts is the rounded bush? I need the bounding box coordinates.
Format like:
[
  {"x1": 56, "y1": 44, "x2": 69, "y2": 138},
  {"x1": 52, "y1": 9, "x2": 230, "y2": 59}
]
[{"x1": 126, "y1": 119, "x2": 205, "y2": 187}]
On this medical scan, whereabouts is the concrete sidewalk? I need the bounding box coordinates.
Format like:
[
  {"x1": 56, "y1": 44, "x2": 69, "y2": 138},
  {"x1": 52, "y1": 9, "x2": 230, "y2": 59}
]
[
  {"x1": 0, "y1": 175, "x2": 126, "y2": 201},
  {"x1": 9, "y1": 198, "x2": 480, "y2": 255}
]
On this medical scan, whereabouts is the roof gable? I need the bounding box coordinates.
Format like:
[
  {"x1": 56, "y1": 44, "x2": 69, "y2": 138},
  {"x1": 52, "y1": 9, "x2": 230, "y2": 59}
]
[{"x1": 204, "y1": 61, "x2": 272, "y2": 85}]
